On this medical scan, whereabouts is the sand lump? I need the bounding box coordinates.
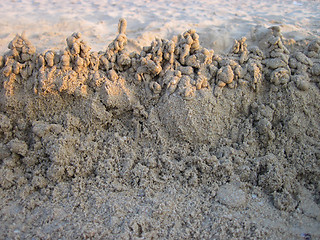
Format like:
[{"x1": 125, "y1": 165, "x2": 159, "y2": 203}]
[{"x1": 0, "y1": 19, "x2": 319, "y2": 239}]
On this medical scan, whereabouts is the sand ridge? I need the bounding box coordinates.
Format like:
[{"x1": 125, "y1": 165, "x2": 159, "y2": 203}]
[{"x1": 0, "y1": 16, "x2": 320, "y2": 239}]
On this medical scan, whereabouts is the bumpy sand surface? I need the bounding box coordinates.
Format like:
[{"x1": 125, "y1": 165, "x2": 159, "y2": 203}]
[{"x1": 0, "y1": 1, "x2": 320, "y2": 239}]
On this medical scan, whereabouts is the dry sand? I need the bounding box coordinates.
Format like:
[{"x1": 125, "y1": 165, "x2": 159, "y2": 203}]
[{"x1": 0, "y1": 0, "x2": 320, "y2": 239}]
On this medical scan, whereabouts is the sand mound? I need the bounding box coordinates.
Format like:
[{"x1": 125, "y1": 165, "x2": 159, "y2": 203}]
[{"x1": 0, "y1": 19, "x2": 319, "y2": 239}]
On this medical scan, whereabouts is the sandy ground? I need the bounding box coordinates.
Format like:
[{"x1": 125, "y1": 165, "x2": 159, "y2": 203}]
[
  {"x1": 0, "y1": 0, "x2": 320, "y2": 239},
  {"x1": 0, "y1": 0, "x2": 319, "y2": 55}
]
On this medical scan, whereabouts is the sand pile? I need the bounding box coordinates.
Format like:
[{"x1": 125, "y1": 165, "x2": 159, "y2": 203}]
[{"x1": 0, "y1": 19, "x2": 319, "y2": 239}]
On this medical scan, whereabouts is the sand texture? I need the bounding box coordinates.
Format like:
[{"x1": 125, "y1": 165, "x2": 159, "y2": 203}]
[{"x1": 0, "y1": 1, "x2": 320, "y2": 239}]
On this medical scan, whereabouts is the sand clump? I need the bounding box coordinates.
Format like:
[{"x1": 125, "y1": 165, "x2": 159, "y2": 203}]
[{"x1": 0, "y1": 19, "x2": 319, "y2": 239}]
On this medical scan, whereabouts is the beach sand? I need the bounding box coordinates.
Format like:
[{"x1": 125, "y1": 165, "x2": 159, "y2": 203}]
[{"x1": 0, "y1": 0, "x2": 319, "y2": 239}]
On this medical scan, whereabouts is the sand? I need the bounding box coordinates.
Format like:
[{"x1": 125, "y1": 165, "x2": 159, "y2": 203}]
[{"x1": 0, "y1": 0, "x2": 320, "y2": 239}]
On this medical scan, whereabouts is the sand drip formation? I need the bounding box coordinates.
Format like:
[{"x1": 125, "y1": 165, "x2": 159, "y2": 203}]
[{"x1": 0, "y1": 19, "x2": 319, "y2": 239}]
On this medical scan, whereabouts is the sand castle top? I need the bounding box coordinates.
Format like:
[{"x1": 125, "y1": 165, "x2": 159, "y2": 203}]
[{"x1": 0, "y1": 19, "x2": 318, "y2": 97}]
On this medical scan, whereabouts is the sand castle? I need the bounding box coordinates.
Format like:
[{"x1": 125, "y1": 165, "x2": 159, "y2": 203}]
[{"x1": 0, "y1": 19, "x2": 319, "y2": 239}]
